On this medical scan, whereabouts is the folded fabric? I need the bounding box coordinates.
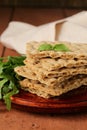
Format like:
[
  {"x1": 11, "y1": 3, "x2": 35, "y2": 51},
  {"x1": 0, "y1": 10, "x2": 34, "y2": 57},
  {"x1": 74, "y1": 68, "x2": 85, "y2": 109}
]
[{"x1": 0, "y1": 11, "x2": 87, "y2": 54}]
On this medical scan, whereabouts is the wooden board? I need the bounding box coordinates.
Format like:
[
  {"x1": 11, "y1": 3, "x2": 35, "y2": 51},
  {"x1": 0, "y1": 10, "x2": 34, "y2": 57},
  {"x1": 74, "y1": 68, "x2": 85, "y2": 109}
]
[
  {"x1": 11, "y1": 86, "x2": 87, "y2": 114},
  {"x1": 0, "y1": 8, "x2": 12, "y2": 57},
  {"x1": 13, "y1": 8, "x2": 64, "y2": 25}
]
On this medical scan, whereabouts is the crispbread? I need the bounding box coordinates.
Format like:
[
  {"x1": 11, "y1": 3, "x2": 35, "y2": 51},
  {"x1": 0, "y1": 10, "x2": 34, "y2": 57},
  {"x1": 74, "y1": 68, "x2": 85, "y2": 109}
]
[
  {"x1": 26, "y1": 41, "x2": 87, "y2": 60},
  {"x1": 20, "y1": 76, "x2": 87, "y2": 98},
  {"x1": 14, "y1": 41, "x2": 87, "y2": 98},
  {"x1": 14, "y1": 65, "x2": 87, "y2": 88},
  {"x1": 14, "y1": 66, "x2": 37, "y2": 81},
  {"x1": 24, "y1": 58, "x2": 87, "y2": 71},
  {"x1": 23, "y1": 65, "x2": 87, "y2": 78}
]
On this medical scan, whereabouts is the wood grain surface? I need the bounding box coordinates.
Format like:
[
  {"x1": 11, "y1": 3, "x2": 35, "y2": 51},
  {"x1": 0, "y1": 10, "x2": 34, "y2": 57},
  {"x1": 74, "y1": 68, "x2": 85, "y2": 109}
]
[
  {"x1": 1, "y1": 7, "x2": 87, "y2": 130},
  {"x1": 11, "y1": 87, "x2": 87, "y2": 114}
]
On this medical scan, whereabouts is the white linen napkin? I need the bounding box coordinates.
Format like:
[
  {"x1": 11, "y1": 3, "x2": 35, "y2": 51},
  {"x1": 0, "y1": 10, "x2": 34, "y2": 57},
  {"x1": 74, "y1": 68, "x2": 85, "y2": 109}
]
[{"x1": 0, "y1": 11, "x2": 87, "y2": 54}]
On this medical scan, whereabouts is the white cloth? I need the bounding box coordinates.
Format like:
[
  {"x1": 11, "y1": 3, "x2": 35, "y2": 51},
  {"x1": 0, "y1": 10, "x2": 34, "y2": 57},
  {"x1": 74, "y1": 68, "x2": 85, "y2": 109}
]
[{"x1": 0, "y1": 11, "x2": 87, "y2": 54}]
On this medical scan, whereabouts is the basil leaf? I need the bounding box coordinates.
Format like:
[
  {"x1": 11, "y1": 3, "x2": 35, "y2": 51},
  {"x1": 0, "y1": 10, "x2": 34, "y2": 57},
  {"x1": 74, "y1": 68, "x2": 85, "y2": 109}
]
[
  {"x1": 38, "y1": 43, "x2": 53, "y2": 51},
  {"x1": 38, "y1": 43, "x2": 70, "y2": 52},
  {"x1": 53, "y1": 44, "x2": 70, "y2": 52}
]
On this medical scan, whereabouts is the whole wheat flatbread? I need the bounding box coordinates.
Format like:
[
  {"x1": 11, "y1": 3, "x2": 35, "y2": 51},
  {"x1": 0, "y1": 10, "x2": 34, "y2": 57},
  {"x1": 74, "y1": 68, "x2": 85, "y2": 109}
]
[
  {"x1": 21, "y1": 65, "x2": 87, "y2": 78},
  {"x1": 14, "y1": 41, "x2": 87, "y2": 98},
  {"x1": 26, "y1": 41, "x2": 87, "y2": 60},
  {"x1": 14, "y1": 66, "x2": 87, "y2": 87},
  {"x1": 24, "y1": 58, "x2": 87, "y2": 71},
  {"x1": 20, "y1": 76, "x2": 87, "y2": 98}
]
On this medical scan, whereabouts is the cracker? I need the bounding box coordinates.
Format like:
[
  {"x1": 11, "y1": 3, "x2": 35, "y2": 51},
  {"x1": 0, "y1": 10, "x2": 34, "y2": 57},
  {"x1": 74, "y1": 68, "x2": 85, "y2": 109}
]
[
  {"x1": 24, "y1": 58, "x2": 87, "y2": 71},
  {"x1": 15, "y1": 66, "x2": 87, "y2": 88},
  {"x1": 26, "y1": 41, "x2": 87, "y2": 60},
  {"x1": 24, "y1": 65, "x2": 87, "y2": 79},
  {"x1": 14, "y1": 41, "x2": 87, "y2": 98},
  {"x1": 20, "y1": 76, "x2": 87, "y2": 98}
]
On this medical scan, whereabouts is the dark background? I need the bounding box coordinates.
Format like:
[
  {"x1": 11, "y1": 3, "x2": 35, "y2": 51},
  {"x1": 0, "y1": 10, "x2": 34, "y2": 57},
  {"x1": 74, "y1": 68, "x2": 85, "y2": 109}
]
[{"x1": 0, "y1": 0, "x2": 87, "y2": 8}]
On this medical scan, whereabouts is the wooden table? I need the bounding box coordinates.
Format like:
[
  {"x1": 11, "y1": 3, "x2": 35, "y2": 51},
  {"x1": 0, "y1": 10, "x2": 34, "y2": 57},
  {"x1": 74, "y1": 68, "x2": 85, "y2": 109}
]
[{"x1": 0, "y1": 7, "x2": 87, "y2": 130}]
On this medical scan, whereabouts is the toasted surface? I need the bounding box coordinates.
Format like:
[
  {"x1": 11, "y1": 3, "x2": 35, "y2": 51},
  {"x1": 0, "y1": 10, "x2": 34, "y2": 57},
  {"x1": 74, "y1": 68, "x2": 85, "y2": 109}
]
[
  {"x1": 24, "y1": 58, "x2": 87, "y2": 71},
  {"x1": 18, "y1": 65, "x2": 87, "y2": 78},
  {"x1": 20, "y1": 76, "x2": 87, "y2": 98},
  {"x1": 26, "y1": 41, "x2": 87, "y2": 60},
  {"x1": 15, "y1": 66, "x2": 87, "y2": 87},
  {"x1": 14, "y1": 41, "x2": 87, "y2": 98}
]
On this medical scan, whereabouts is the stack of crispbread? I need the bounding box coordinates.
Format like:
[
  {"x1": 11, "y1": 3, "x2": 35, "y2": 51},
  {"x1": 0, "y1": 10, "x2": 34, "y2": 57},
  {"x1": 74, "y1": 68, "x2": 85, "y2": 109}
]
[{"x1": 14, "y1": 41, "x2": 87, "y2": 98}]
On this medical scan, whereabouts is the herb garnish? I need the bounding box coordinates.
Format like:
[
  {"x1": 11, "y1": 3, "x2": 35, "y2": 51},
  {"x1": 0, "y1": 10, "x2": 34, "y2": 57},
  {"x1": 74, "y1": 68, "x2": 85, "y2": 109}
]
[
  {"x1": 38, "y1": 43, "x2": 70, "y2": 52},
  {"x1": 38, "y1": 43, "x2": 53, "y2": 51},
  {"x1": 0, "y1": 56, "x2": 26, "y2": 110},
  {"x1": 53, "y1": 44, "x2": 70, "y2": 52}
]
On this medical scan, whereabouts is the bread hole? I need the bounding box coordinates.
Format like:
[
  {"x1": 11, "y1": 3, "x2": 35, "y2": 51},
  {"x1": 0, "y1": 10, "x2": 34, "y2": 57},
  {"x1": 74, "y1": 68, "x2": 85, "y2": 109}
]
[
  {"x1": 74, "y1": 58, "x2": 78, "y2": 61},
  {"x1": 55, "y1": 57, "x2": 61, "y2": 61},
  {"x1": 32, "y1": 72, "x2": 36, "y2": 76}
]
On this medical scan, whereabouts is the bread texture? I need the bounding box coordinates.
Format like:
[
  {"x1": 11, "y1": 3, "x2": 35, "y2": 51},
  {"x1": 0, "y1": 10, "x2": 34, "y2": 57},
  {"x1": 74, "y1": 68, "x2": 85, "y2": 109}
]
[
  {"x1": 26, "y1": 41, "x2": 87, "y2": 60},
  {"x1": 14, "y1": 41, "x2": 87, "y2": 98}
]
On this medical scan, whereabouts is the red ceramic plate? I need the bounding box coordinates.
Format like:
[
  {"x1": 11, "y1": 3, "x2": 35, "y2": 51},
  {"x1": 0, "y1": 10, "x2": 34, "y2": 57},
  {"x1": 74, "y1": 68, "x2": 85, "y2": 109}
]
[{"x1": 11, "y1": 87, "x2": 87, "y2": 114}]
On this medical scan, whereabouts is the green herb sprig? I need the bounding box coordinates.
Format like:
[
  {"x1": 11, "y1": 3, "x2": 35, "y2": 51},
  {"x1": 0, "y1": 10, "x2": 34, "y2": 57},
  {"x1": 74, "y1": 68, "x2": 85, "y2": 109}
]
[
  {"x1": 0, "y1": 56, "x2": 26, "y2": 110},
  {"x1": 38, "y1": 43, "x2": 70, "y2": 52}
]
